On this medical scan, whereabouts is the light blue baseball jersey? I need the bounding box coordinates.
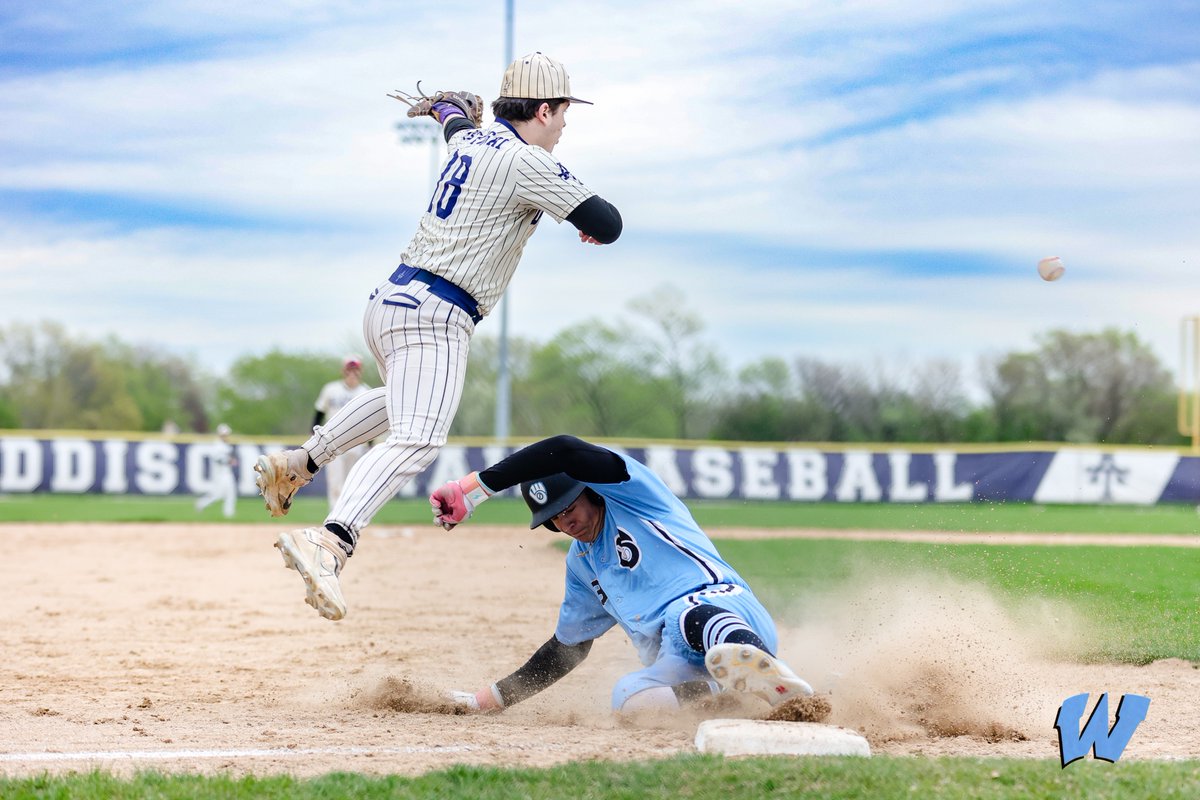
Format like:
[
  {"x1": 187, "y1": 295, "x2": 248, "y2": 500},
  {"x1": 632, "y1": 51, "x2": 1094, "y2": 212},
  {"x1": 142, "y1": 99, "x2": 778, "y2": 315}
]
[{"x1": 553, "y1": 453, "x2": 751, "y2": 665}]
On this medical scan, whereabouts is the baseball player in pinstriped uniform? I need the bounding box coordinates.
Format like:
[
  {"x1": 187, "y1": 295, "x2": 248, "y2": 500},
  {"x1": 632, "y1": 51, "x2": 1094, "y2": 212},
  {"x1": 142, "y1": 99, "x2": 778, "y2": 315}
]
[
  {"x1": 311, "y1": 355, "x2": 371, "y2": 509},
  {"x1": 194, "y1": 424, "x2": 238, "y2": 518},
  {"x1": 254, "y1": 53, "x2": 623, "y2": 621},
  {"x1": 429, "y1": 435, "x2": 814, "y2": 715}
]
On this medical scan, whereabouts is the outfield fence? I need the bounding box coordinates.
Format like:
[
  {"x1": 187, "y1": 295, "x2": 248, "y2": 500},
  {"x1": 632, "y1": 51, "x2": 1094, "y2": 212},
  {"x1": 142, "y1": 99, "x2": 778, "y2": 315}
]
[{"x1": 1, "y1": 432, "x2": 1198, "y2": 505}]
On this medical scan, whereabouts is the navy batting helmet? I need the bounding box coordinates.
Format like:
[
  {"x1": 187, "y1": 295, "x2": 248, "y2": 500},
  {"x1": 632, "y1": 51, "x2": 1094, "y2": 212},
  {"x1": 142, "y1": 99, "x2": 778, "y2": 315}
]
[{"x1": 521, "y1": 473, "x2": 586, "y2": 532}]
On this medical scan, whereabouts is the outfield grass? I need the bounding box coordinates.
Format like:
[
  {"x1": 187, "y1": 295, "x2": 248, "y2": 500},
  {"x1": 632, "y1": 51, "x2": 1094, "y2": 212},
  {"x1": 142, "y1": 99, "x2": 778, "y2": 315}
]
[
  {"x1": 2, "y1": 755, "x2": 1198, "y2": 799},
  {"x1": 2, "y1": 493, "x2": 1199, "y2": 534}
]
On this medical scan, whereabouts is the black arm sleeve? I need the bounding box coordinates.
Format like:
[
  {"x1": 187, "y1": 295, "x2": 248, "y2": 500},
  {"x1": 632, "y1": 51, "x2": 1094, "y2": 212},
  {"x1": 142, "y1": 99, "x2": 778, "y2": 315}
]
[
  {"x1": 494, "y1": 635, "x2": 593, "y2": 707},
  {"x1": 478, "y1": 434, "x2": 630, "y2": 492},
  {"x1": 312, "y1": 410, "x2": 325, "y2": 429},
  {"x1": 443, "y1": 116, "x2": 475, "y2": 142},
  {"x1": 565, "y1": 195, "x2": 622, "y2": 244}
]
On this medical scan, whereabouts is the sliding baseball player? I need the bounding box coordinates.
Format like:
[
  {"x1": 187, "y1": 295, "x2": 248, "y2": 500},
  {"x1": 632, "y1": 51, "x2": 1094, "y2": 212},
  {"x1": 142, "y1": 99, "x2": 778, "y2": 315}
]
[{"x1": 430, "y1": 435, "x2": 814, "y2": 714}]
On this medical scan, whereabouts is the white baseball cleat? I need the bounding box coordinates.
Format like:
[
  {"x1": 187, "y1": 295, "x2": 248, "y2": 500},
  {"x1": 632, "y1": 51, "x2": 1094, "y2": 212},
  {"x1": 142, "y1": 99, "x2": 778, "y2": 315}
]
[
  {"x1": 253, "y1": 450, "x2": 313, "y2": 517},
  {"x1": 275, "y1": 528, "x2": 347, "y2": 621},
  {"x1": 704, "y1": 643, "x2": 813, "y2": 707}
]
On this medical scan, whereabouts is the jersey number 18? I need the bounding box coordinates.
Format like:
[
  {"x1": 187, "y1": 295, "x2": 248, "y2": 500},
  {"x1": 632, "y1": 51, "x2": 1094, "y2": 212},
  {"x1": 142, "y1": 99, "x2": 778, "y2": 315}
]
[{"x1": 429, "y1": 151, "x2": 473, "y2": 220}]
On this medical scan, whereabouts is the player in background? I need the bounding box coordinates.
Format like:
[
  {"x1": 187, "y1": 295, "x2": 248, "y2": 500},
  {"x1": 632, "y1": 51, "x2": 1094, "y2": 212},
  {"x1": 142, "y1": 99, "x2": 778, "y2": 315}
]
[
  {"x1": 194, "y1": 424, "x2": 237, "y2": 519},
  {"x1": 254, "y1": 53, "x2": 622, "y2": 620},
  {"x1": 430, "y1": 435, "x2": 814, "y2": 715},
  {"x1": 312, "y1": 356, "x2": 371, "y2": 509}
]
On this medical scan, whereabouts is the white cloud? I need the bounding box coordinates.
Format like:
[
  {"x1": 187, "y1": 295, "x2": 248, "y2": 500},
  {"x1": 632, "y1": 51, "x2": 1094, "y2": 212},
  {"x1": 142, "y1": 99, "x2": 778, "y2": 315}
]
[{"x1": 0, "y1": 0, "x2": 1196, "y2": 401}]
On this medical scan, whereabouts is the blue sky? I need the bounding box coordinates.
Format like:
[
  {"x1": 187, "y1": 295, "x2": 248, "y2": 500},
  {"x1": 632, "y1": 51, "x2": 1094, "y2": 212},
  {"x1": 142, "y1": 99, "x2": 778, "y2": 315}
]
[{"x1": 1, "y1": 0, "x2": 1197, "y2": 397}]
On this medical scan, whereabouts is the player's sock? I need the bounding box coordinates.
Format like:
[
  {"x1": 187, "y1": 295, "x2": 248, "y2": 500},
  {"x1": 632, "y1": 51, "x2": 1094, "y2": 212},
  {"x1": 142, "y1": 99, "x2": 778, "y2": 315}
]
[
  {"x1": 323, "y1": 522, "x2": 355, "y2": 557},
  {"x1": 681, "y1": 603, "x2": 769, "y2": 655}
]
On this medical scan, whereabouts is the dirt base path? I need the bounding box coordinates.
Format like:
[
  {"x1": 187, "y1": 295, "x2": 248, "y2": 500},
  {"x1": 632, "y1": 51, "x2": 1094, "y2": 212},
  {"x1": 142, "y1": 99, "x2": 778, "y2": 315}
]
[{"x1": 1, "y1": 523, "x2": 1195, "y2": 777}]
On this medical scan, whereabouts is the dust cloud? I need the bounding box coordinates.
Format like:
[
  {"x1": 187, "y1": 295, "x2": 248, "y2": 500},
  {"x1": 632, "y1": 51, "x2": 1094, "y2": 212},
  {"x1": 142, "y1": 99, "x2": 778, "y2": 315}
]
[{"x1": 774, "y1": 567, "x2": 1085, "y2": 744}]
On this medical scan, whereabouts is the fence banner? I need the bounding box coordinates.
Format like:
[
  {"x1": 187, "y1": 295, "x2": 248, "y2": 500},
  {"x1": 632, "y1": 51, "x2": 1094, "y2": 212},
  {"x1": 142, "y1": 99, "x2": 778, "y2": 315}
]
[{"x1": 1, "y1": 435, "x2": 1197, "y2": 505}]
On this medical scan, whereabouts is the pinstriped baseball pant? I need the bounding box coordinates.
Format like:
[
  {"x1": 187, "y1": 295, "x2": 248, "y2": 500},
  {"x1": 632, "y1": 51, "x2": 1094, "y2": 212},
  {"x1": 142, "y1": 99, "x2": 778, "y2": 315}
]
[{"x1": 300, "y1": 279, "x2": 475, "y2": 547}]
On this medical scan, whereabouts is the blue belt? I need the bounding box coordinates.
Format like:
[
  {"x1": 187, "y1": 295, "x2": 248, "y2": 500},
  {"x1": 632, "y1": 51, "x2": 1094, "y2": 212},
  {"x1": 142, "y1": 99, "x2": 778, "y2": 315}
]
[{"x1": 388, "y1": 265, "x2": 482, "y2": 323}]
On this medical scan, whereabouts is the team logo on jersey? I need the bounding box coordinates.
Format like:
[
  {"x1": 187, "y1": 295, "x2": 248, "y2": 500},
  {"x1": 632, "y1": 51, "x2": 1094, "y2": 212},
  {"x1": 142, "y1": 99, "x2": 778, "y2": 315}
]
[
  {"x1": 556, "y1": 162, "x2": 573, "y2": 181},
  {"x1": 528, "y1": 482, "x2": 548, "y2": 505},
  {"x1": 615, "y1": 528, "x2": 641, "y2": 569}
]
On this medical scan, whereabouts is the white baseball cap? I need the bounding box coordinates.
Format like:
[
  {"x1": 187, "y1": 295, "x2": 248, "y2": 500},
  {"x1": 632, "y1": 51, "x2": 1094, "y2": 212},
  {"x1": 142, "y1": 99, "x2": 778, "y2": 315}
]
[
  {"x1": 216, "y1": 423, "x2": 232, "y2": 436},
  {"x1": 499, "y1": 52, "x2": 592, "y2": 105}
]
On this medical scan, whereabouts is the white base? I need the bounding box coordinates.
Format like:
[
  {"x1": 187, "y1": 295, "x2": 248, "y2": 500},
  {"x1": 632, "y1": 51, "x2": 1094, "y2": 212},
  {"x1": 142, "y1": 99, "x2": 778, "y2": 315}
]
[{"x1": 695, "y1": 719, "x2": 871, "y2": 757}]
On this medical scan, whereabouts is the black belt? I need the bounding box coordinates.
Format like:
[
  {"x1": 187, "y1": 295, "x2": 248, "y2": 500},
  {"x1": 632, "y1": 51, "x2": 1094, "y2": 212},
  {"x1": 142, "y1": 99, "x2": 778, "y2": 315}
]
[{"x1": 388, "y1": 265, "x2": 482, "y2": 323}]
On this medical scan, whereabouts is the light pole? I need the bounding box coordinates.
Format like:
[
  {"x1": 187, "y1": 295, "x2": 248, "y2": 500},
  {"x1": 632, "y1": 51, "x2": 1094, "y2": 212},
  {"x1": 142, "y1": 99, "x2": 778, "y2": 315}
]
[
  {"x1": 494, "y1": 0, "x2": 515, "y2": 444},
  {"x1": 394, "y1": 119, "x2": 442, "y2": 190}
]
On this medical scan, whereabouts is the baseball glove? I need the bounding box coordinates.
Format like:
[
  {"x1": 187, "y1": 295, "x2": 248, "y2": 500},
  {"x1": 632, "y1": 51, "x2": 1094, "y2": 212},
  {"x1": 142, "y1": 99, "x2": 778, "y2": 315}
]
[{"x1": 389, "y1": 82, "x2": 483, "y2": 127}]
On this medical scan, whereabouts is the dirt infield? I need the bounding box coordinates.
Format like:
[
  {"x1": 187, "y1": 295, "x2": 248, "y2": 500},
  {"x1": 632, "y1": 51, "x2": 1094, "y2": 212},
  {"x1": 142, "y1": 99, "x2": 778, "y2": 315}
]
[{"x1": 2, "y1": 522, "x2": 1196, "y2": 777}]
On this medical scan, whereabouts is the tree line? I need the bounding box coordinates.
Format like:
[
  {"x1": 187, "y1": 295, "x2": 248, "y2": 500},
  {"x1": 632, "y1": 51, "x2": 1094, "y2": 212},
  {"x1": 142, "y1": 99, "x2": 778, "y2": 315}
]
[{"x1": 0, "y1": 291, "x2": 1184, "y2": 446}]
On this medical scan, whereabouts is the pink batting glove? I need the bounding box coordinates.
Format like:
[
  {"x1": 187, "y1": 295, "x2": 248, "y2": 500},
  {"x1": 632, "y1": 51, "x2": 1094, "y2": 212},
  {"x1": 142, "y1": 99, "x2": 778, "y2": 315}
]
[
  {"x1": 429, "y1": 471, "x2": 493, "y2": 530},
  {"x1": 428, "y1": 482, "x2": 467, "y2": 530}
]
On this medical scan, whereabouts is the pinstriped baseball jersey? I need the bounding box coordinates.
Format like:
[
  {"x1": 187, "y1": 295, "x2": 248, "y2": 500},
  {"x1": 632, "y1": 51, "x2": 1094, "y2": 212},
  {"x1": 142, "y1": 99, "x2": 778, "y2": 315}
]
[
  {"x1": 398, "y1": 118, "x2": 595, "y2": 316},
  {"x1": 553, "y1": 454, "x2": 755, "y2": 665}
]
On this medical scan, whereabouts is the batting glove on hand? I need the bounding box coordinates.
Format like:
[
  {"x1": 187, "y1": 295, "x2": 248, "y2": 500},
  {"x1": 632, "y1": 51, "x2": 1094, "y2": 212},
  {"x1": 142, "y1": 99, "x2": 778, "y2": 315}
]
[
  {"x1": 447, "y1": 685, "x2": 504, "y2": 714},
  {"x1": 429, "y1": 471, "x2": 493, "y2": 530}
]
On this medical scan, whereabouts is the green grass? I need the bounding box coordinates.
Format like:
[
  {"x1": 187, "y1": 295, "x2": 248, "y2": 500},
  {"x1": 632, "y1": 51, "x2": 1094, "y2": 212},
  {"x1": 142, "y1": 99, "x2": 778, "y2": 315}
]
[
  {"x1": 685, "y1": 499, "x2": 1200, "y2": 534},
  {"x1": 2, "y1": 494, "x2": 1199, "y2": 533},
  {"x1": 2, "y1": 756, "x2": 1199, "y2": 800},
  {"x1": 715, "y1": 538, "x2": 1200, "y2": 662}
]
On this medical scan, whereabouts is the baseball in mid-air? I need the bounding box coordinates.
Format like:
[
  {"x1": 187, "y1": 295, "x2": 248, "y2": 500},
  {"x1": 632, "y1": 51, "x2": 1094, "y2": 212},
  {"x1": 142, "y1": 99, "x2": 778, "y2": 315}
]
[{"x1": 1037, "y1": 256, "x2": 1065, "y2": 282}]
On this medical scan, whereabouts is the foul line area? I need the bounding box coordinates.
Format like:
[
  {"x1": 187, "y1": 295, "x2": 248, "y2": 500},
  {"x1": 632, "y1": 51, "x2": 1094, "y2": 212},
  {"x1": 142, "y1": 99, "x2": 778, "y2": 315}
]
[{"x1": 0, "y1": 743, "x2": 561, "y2": 764}]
